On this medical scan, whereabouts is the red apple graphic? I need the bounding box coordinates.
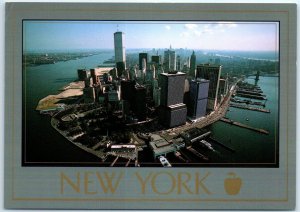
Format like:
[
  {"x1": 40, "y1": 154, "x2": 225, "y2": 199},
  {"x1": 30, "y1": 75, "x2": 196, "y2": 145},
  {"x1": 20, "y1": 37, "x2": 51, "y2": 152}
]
[{"x1": 224, "y1": 172, "x2": 242, "y2": 195}]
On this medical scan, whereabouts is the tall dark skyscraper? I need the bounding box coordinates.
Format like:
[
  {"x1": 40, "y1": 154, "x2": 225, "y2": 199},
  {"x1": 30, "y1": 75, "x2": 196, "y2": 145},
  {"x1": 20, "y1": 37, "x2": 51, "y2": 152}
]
[
  {"x1": 77, "y1": 69, "x2": 90, "y2": 81},
  {"x1": 134, "y1": 85, "x2": 147, "y2": 121},
  {"x1": 218, "y1": 78, "x2": 227, "y2": 97},
  {"x1": 139, "y1": 53, "x2": 148, "y2": 71},
  {"x1": 190, "y1": 51, "x2": 196, "y2": 77},
  {"x1": 188, "y1": 79, "x2": 209, "y2": 118},
  {"x1": 159, "y1": 72, "x2": 187, "y2": 127},
  {"x1": 151, "y1": 55, "x2": 160, "y2": 64},
  {"x1": 90, "y1": 68, "x2": 98, "y2": 85},
  {"x1": 196, "y1": 64, "x2": 222, "y2": 110},
  {"x1": 120, "y1": 80, "x2": 136, "y2": 103},
  {"x1": 160, "y1": 72, "x2": 186, "y2": 106}
]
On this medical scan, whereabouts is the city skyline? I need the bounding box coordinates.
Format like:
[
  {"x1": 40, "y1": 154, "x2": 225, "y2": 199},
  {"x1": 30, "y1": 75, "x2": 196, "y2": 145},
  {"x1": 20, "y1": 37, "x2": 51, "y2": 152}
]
[{"x1": 23, "y1": 21, "x2": 279, "y2": 52}]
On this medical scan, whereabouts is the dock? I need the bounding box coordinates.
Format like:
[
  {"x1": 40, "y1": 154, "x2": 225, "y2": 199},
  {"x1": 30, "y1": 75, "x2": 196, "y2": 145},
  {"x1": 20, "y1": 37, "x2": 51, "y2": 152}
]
[
  {"x1": 209, "y1": 137, "x2": 235, "y2": 153},
  {"x1": 190, "y1": 131, "x2": 211, "y2": 143},
  {"x1": 231, "y1": 98, "x2": 266, "y2": 107},
  {"x1": 230, "y1": 103, "x2": 270, "y2": 113},
  {"x1": 179, "y1": 150, "x2": 193, "y2": 162},
  {"x1": 174, "y1": 151, "x2": 188, "y2": 162},
  {"x1": 186, "y1": 146, "x2": 209, "y2": 161},
  {"x1": 125, "y1": 159, "x2": 131, "y2": 167},
  {"x1": 236, "y1": 89, "x2": 266, "y2": 96},
  {"x1": 235, "y1": 93, "x2": 266, "y2": 100},
  {"x1": 110, "y1": 156, "x2": 119, "y2": 167},
  {"x1": 220, "y1": 118, "x2": 269, "y2": 135}
]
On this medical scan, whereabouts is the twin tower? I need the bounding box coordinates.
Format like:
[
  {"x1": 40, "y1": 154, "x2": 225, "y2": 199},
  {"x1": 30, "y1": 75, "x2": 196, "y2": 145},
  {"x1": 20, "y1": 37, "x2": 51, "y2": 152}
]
[{"x1": 114, "y1": 31, "x2": 126, "y2": 75}]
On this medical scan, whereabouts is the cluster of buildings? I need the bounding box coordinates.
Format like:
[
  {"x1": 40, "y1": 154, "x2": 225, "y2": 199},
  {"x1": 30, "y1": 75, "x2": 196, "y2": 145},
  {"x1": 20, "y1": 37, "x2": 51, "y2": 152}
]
[{"x1": 77, "y1": 30, "x2": 229, "y2": 128}]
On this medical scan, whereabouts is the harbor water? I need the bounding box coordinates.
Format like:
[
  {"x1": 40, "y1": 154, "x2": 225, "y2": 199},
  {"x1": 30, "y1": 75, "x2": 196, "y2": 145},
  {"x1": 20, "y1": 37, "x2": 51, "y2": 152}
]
[{"x1": 208, "y1": 76, "x2": 278, "y2": 166}]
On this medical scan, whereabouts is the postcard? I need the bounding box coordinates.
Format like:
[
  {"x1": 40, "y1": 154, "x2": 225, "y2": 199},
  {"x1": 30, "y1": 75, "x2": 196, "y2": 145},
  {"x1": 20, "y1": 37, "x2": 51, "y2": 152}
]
[{"x1": 4, "y1": 2, "x2": 297, "y2": 210}]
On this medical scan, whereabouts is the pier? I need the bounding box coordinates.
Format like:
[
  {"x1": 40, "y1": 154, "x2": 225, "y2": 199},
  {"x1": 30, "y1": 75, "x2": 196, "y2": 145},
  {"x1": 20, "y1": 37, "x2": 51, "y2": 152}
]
[
  {"x1": 220, "y1": 118, "x2": 269, "y2": 135},
  {"x1": 190, "y1": 131, "x2": 211, "y2": 143},
  {"x1": 231, "y1": 98, "x2": 266, "y2": 107},
  {"x1": 209, "y1": 137, "x2": 235, "y2": 153},
  {"x1": 230, "y1": 103, "x2": 270, "y2": 113},
  {"x1": 235, "y1": 92, "x2": 266, "y2": 100},
  {"x1": 179, "y1": 150, "x2": 193, "y2": 162},
  {"x1": 125, "y1": 159, "x2": 131, "y2": 167},
  {"x1": 186, "y1": 146, "x2": 209, "y2": 161},
  {"x1": 236, "y1": 89, "x2": 266, "y2": 96},
  {"x1": 174, "y1": 151, "x2": 188, "y2": 162},
  {"x1": 110, "y1": 156, "x2": 119, "y2": 167}
]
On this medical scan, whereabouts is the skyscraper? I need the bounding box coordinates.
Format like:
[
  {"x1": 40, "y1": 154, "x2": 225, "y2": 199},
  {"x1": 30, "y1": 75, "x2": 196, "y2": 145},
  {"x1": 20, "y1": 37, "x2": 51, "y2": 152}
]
[
  {"x1": 190, "y1": 51, "x2": 196, "y2": 78},
  {"x1": 139, "y1": 53, "x2": 148, "y2": 71},
  {"x1": 77, "y1": 69, "x2": 90, "y2": 81},
  {"x1": 120, "y1": 80, "x2": 136, "y2": 103},
  {"x1": 176, "y1": 55, "x2": 181, "y2": 71},
  {"x1": 114, "y1": 31, "x2": 126, "y2": 71},
  {"x1": 164, "y1": 47, "x2": 176, "y2": 71},
  {"x1": 159, "y1": 72, "x2": 187, "y2": 127},
  {"x1": 196, "y1": 64, "x2": 222, "y2": 110},
  {"x1": 151, "y1": 55, "x2": 161, "y2": 78},
  {"x1": 133, "y1": 85, "x2": 147, "y2": 121},
  {"x1": 151, "y1": 55, "x2": 160, "y2": 64},
  {"x1": 188, "y1": 79, "x2": 209, "y2": 118},
  {"x1": 160, "y1": 72, "x2": 186, "y2": 106}
]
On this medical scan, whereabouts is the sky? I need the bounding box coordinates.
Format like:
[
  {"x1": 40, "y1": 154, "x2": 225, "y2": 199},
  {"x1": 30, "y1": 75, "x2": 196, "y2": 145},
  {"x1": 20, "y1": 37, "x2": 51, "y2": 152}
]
[{"x1": 23, "y1": 21, "x2": 279, "y2": 52}]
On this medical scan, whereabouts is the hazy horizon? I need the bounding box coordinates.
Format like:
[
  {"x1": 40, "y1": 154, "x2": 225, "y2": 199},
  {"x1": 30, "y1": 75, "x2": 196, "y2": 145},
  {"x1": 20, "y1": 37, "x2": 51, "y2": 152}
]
[
  {"x1": 23, "y1": 48, "x2": 279, "y2": 53},
  {"x1": 23, "y1": 21, "x2": 279, "y2": 52}
]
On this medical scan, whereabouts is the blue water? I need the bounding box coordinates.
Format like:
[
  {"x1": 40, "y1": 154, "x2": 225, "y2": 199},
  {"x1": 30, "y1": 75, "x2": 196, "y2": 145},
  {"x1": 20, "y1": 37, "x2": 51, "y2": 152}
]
[
  {"x1": 209, "y1": 77, "x2": 278, "y2": 165},
  {"x1": 24, "y1": 52, "x2": 113, "y2": 164}
]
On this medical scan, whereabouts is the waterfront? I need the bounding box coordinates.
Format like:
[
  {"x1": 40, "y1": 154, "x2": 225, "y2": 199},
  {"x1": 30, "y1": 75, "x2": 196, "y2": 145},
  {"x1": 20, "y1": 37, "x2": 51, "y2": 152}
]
[
  {"x1": 24, "y1": 52, "x2": 114, "y2": 164},
  {"x1": 209, "y1": 76, "x2": 278, "y2": 165},
  {"x1": 24, "y1": 50, "x2": 278, "y2": 167}
]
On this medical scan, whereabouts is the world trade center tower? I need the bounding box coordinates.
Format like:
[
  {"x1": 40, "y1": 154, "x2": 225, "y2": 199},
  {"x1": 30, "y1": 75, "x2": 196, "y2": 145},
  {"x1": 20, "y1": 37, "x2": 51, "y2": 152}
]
[{"x1": 114, "y1": 31, "x2": 126, "y2": 74}]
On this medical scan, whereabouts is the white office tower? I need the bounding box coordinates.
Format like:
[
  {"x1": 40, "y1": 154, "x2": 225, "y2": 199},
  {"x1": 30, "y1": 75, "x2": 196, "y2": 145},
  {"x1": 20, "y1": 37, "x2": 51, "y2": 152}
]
[
  {"x1": 142, "y1": 58, "x2": 147, "y2": 76},
  {"x1": 164, "y1": 46, "x2": 176, "y2": 72},
  {"x1": 114, "y1": 31, "x2": 126, "y2": 68},
  {"x1": 151, "y1": 64, "x2": 156, "y2": 79}
]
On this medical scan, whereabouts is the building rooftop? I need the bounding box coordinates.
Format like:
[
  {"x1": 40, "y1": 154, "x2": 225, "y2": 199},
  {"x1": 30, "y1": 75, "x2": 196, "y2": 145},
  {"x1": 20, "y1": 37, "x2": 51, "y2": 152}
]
[
  {"x1": 168, "y1": 103, "x2": 186, "y2": 109},
  {"x1": 149, "y1": 135, "x2": 177, "y2": 157},
  {"x1": 160, "y1": 71, "x2": 186, "y2": 77},
  {"x1": 197, "y1": 63, "x2": 222, "y2": 68},
  {"x1": 193, "y1": 78, "x2": 210, "y2": 83},
  {"x1": 91, "y1": 67, "x2": 114, "y2": 76}
]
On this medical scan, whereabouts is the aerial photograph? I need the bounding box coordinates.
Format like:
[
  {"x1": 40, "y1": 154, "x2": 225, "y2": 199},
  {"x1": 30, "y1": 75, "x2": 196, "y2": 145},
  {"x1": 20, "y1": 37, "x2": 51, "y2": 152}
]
[{"x1": 23, "y1": 21, "x2": 279, "y2": 167}]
